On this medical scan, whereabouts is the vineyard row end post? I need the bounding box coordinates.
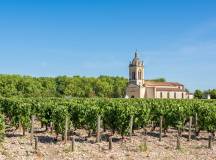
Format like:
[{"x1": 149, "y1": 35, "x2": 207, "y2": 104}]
[
  {"x1": 159, "y1": 116, "x2": 163, "y2": 142},
  {"x1": 96, "y1": 115, "x2": 101, "y2": 143}
]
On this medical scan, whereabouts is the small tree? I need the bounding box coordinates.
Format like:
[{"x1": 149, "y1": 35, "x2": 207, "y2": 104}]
[
  {"x1": 194, "y1": 90, "x2": 203, "y2": 99},
  {"x1": 150, "y1": 78, "x2": 166, "y2": 82},
  {"x1": 209, "y1": 89, "x2": 216, "y2": 99}
]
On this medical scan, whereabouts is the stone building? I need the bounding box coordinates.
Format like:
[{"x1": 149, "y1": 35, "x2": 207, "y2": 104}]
[{"x1": 126, "y1": 52, "x2": 193, "y2": 99}]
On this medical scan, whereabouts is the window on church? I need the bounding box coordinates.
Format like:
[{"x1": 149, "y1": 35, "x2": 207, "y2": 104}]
[
  {"x1": 132, "y1": 72, "x2": 136, "y2": 80},
  {"x1": 167, "y1": 92, "x2": 170, "y2": 98},
  {"x1": 174, "y1": 92, "x2": 177, "y2": 99},
  {"x1": 182, "y1": 92, "x2": 184, "y2": 99},
  {"x1": 160, "y1": 92, "x2": 163, "y2": 99},
  {"x1": 138, "y1": 70, "x2": 142, "y2": 80}
]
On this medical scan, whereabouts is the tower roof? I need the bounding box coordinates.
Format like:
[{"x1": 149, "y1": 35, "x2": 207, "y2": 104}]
[{"x1": 130, "y1": 51, "x2": 143, "y2": 66}]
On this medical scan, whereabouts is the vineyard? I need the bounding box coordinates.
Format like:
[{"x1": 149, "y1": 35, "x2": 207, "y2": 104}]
[{"x1": 0, "y1": 97, "x2": 216, "y2": 159}]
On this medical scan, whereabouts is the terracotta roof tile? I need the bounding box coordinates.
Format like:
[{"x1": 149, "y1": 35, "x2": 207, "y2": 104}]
[{"x1": 145, "y1": 80, "x2": 183, "y2": 87}]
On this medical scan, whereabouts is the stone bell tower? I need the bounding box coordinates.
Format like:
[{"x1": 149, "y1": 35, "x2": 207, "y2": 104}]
[{"x1": 129, "y1": 52, "x2": 144, "y2": 86}]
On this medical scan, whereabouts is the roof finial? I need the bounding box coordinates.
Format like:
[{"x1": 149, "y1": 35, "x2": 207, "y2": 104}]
[{"x1": 135, "y1": 50, "x2": 138, "y2": 58}]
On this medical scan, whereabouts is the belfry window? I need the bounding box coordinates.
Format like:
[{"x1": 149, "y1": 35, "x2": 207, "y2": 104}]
[
  {"x1": 138, "y1": 70, "x2": 142, "y2": 80},
  {"x1": 132, "y1": 72, "x2": 136, "y2": 80}
]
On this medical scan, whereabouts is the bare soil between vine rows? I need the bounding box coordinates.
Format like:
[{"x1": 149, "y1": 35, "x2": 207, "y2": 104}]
[{"x1": 0, "y1": 126, "x2": 216, "y2": 160}]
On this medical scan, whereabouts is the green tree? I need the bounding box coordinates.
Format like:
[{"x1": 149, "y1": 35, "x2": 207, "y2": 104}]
[
  {"x1": 94, "y1": 79, "x2": 113, "y2": 97},
  {"x1": 38, "y1": 77, "x2": 57, "y2": 97},
  {"x1": 194, "y1": 89, "x2": 203, "y2": 99},
  {"x1": 0, "y1": 74, "x2": 20, "y2": 97},
  {"x1": 112, "y1": 77, "x2": 127, "y2": 98},
  {"x1": 209, "y1": 89, "x2": 216, "y2": 99},
  {"x1": 16, "y1": 76, "x2": 42, "y2": 97},
  {"x1": 55, "y1": 76, "x2": 69, "y2": 96},
  {"x1": 0, "y1": 74, "x2": 129, "y2": 98},
  {"x1": 150, "y1": 78, "x2": 166, "y2": 82}
]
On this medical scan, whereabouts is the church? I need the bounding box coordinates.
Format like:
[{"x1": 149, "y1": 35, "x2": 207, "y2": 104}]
[{"x1": 126, "y1": 52, "x2": 194, "y2": 99}]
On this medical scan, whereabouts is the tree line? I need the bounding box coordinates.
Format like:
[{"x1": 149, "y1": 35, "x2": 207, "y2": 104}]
[
  {"x1": 0, "y1": 74, "x2": 128, "y2": 98},
  {"x1": 2, "y1": 74, "x2": 215, "y2": 99},
  {"x1": 194, "y1": 89, "x2": 216, "y2": 99}
]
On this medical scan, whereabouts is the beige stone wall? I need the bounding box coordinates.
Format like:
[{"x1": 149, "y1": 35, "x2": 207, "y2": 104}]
[
  {"x1": 176, "y1": 92, "x2": 184, "y2": 99},
  {"x1": 182, "y1": 92, "x2": 188, "y2": 99},
  {"x1": 188, "y1": 94, "x2": 194, "y2": 99},
  {"x1": 126, "y1": 84, "x2": 141, "y2": 98},
  {"x1": 140, "y1": 87, "x2": 145, "y2": 98},
  {"x1": 145, "y1": 87, "x2": 155, "y2": 98},
  {"x1": 126, "y1": 84, "x2": 193, "y2": 99},
  {"x1": 156, "y1": 91, "x2": 161, "y2": 98},
  {"x1": 155, "y1": 91, "x2": 188, "y2": 99}
]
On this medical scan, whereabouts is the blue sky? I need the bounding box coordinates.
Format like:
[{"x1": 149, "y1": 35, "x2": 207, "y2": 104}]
[{"x1": 0, "y1": 0, "x2": 216, "y2": 91}]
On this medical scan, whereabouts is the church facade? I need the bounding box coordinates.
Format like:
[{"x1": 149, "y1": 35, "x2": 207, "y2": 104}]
[{"x1": 126, "y1": 52, "x2": 194, "y2": 99}]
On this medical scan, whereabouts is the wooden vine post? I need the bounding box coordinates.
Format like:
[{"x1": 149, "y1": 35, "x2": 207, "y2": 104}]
[
  {"x1": 176, "y1": 127, "x2": 181, "y2": 150},
  {"x1": 71, "y1": 136, "x2": 75, "y2": 152},
  {"x1": 159, "y1": 116, "x2": 163, "y2": 142},
  {"x1": 50, "y1": 122, "x2": 53, "y2": 134},
  {"x1": 188, "y1": 116, "x2": 192, "y2": 141},
  {"x1": 96, "y1": 115, "x2": 101, "y2": 143},
  {"x1": 30, "y1": 115, "x2": 35, "y2": 145},
  {"x1": 143, "y1": 124, "x2": 147, "y2": 136},
  {"x1": 208, "y1": 134, "x2": 213, "y2": 149},
  {"x1": 109, "y1": 136, "x2": 113, "y2": 150},
  {"x1": 129, "y1": 115, "x2": 134, "y2": 139},
  {"x1": 151, "y1": 121, "x2": 154, "y2": 131},
  {"x1": 195, "y1": 113, "x2": 198, "y2": 138},
  {"x1": 34, "y1": 136, "x2": 38, "y2": 153},
  {"x1": 64, "y1": 116, "x2": 68, "y2": 143}
]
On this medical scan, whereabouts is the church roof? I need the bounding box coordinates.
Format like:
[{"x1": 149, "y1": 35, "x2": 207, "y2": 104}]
[
  {"x1": 145, "y1": 80, "x2": 183, "y2": 87},
  {"x1": 130, "y1": 51, "x2": 143, "y2": 66},
  {"x1": 132, "y1": 52, "x2": 140, "y2": 61}
]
